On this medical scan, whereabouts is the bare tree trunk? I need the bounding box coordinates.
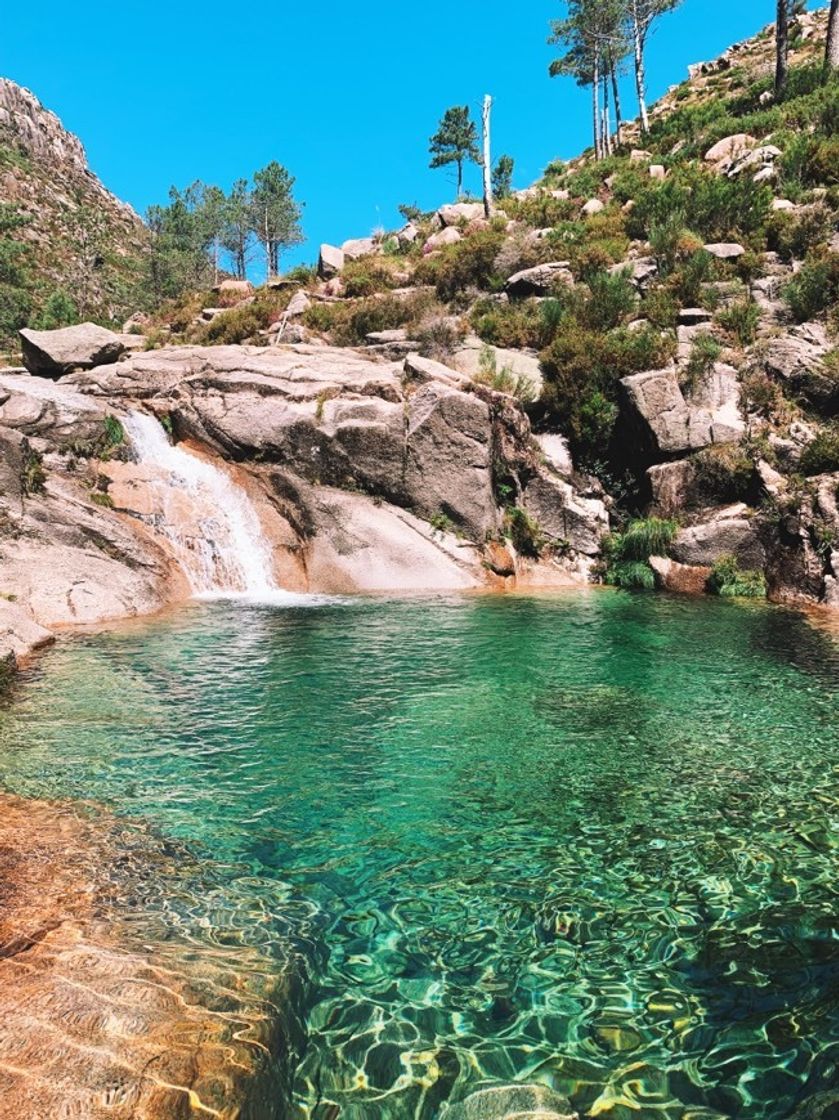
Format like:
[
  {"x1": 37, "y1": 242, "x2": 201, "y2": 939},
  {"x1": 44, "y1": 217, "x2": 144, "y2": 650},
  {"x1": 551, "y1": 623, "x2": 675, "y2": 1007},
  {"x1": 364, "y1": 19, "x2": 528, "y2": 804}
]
[
  {"x1": 631, "y1": 1, "x2": 650, "y2": 134},
  {"x1": 611, "y1": 62, "x2": 623, "y2": 143},
  {"x1": 593, "y1": 50, "x2": 602, "y2": 159},
  {"x1": 827, "y1": 0, "x2": 839, "y2": 70},
  {"x1": 264, "y1": 209, "x2": 272, "y2": 281},
  {"x1": 482, "y1": 95, "x2": 493, "y2": 217},
  {"x1": 603, "y1": 75, "x2": 612, "y2": 156},
  {"x1": 456, "y1": 159, "x2": 463, "y2": 200},
  {"x1": 776, "y1": 0, "x2": 789, "y2": 97}
]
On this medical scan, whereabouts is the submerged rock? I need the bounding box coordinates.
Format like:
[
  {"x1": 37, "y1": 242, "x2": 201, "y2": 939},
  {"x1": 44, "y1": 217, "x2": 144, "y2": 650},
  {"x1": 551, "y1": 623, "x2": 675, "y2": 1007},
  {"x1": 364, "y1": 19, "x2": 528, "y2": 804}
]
[
  {"x1": 440, "y1": 1084, "x2": 577, "y2": 1120},
  {"x1": 0, "y1": 793, "x2": 304, "y2": 1119}
]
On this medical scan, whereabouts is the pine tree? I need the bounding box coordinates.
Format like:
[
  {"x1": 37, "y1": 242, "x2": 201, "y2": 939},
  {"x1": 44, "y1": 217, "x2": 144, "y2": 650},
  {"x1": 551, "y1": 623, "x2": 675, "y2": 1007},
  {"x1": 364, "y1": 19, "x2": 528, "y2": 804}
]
[
  {"x1": 221, "y1": 180, "x2": 253, "y2": 281},
  {"x1": 492, "y1": 155, "x2": 515, "y2": 200},
  {"x1": 250, "y1": 162, "x2": 304, "y2": 280},
  {"x1": 625, "y1": 0, "x2": 683, "y2": 134},
  {"x1": 429, "y1": 106, "x2": 481, "y2": 199},
  {"x1": 549, "y1": 1, "x2": 626, "y2": 158}
]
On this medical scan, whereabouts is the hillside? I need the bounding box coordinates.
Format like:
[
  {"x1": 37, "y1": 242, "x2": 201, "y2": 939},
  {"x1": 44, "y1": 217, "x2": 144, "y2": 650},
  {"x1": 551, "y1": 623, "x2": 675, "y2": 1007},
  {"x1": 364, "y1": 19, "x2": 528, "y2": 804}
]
[
  {"x1": 0, "y1": 79, "x2": 149, "y2": 350},
  {"x1": 1, "y1": 4, "x2": 838, "y2": 624}
]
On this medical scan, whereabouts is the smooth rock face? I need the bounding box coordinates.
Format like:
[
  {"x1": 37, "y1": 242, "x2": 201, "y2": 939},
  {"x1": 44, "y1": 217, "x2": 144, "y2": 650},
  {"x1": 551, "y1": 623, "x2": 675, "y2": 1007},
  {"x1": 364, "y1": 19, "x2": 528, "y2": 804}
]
[
  {"x1": 424, "y1": 226, "x2": 463, "y2": 252},
  {"x1": 19, "y1": 323, "x2": 128, "y2": 378},
  {"x1": 341, "y1": 236, "x2": 377, "y2": 259},
  {"x1": 620, "y1": 364, "x2": 744, "y2": 456},
  {"x1": 671, "y1": 504, "x2": 765, "y2": 569},
  {"x1": 648, "y1": 459, "x2": 695, "y2": 517},
  {"x1": 524, "y1": 475, "x2": 608, "y2": 556},
  {"x1": 703, "y1": 242, "x2": 746, "y2": 260}
]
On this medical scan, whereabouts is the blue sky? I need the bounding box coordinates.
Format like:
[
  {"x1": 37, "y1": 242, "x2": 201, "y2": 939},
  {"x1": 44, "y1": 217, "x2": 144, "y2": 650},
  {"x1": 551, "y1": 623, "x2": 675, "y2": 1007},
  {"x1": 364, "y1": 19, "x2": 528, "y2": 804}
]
[{"x1": 2, "y1": 1, "x2": 823, "y2": 268}]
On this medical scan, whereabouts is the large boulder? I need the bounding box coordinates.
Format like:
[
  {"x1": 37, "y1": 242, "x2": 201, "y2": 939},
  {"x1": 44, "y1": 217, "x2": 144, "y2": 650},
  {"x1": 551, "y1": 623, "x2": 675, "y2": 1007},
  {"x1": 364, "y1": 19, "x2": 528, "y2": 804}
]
[
  {"x1": 762, "y1": 322, "x2": 838, "y2": 413},
  {"x1": 341, "y1": 237, "x2": 377, "y2": 260},
  {"x1": 671, "y1": 504, "x2": 765, "y2": 569},
  {"x1": 437, "y1": 202, "x2": 485, "y2": 227},
  {"x1": 505, "y1": 261, "x2": 573, "y2": 298},
  {"x1": 19, "y1": 323, "x2": 128, "y2": 379},
  {"x1": 619, "y1": 364, "x2": 744, "y2": 458},
  {"x1": 649, "y1": 555, "x2": 712, "y2": 594},
  {"x1": 317, "y1": 244, "x2": 345, "y2": 279},
  {"x1": 704, "y1": 133, "x2": 754, "y2": 165},
  {"x1": 523, "y1": 474, "x2": 608, "y2": 556},
  {"x1": 403, "y1": 381, "x2": 498, "y2": 537},
  {"x1": 424, "y1": 227, "x2": 462, "y2": 253},
  {"x1": 0, "y1": 600, "x2": 54, "y2": 671}
]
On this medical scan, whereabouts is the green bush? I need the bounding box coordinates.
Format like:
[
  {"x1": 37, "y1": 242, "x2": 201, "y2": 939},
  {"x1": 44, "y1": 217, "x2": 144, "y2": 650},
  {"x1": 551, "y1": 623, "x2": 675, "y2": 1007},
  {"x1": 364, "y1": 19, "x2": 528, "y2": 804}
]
[
  {"x1": 540, "y1": 321, "x2": 675, "y2": 464},
  {"x1": 604, "y1": 517, "x2": 678, "y2": 589},
  {"x1": 717, "y1": 299, "x2": 760, "y2": 346},
  {"x1": 628, "y1": 166, "x2": 772, "y2": 243},
  {"x1": 783, "y1": 252, "x2": 839, "y2": 322},
  {"x1": 766, "y1": 205, "x2": 835, "y2": 261},
  {"x1": 414, "y1": 228, "x2": 505, "y2": 302},
  {"x1": 341, "y1": 259, "x2": 398, "y2": 298},
  {"x1": 32, "y1": 289, "x2": 79, "y2": 331},
  {"x1": 683, "y1": 333, "x2": 722, "y2": 390},
  {"x1": 692, "y1": 444, "x2": 755, "y2": 503},
  {"x1": 505, "y1": 506, "x2": 543, "y2": 557},
  {"x1": 799, "y1": 426, "x2": 839, "y2": 476},
  {"x1": 203, "y1": 304, "x2": 266, "y2": 344},
  {"x1": 707, "y1": 555, "x2": 766, "y2": 598},
  {"x1": 585, "y1": 270, "x2": 637, "y2": 331}
]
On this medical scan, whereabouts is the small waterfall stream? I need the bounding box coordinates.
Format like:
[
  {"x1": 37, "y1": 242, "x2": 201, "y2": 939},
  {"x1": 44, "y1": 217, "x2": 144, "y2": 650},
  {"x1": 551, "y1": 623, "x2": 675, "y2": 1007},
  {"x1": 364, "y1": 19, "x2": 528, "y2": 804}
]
[{"x1": 123, "y1": 411, "x2": 287, "y2": 601}]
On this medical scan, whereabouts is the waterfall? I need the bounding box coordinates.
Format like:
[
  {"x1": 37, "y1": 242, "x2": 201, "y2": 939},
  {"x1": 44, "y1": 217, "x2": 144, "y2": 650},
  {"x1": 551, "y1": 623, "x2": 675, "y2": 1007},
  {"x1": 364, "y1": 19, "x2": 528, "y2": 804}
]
[{"x1": 123, "y1": 411, "x2": 289, "y2": 602}]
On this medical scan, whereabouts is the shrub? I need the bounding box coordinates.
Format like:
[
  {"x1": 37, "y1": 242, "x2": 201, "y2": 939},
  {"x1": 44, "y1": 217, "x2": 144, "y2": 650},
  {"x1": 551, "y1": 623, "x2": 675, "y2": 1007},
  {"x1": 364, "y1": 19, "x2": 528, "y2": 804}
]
[
  {"x1": 414, "y1": 228, "x2": 505, "y2": 302},
  {"x1": 585, "y1": 270, "x2": 637, "y2": 331},
  {"x1": 717, "y1": 299, "x2": 760, "y2": 346},
  {"x1": 203, "y1": 304, "x2": 266, "y2": 344},
  {"x1": 303, "y1": 291, "x2": 433, "y2": 347},
  {"x1": 604, "y1": 517, "x2": 678, "y2": 589},
  {"x1": 21, "y1": 448, "x2": 46, "y2": 495},
  {"x1": 707, "y1": 555, "x2": 766, "y2": 598},
  {"x1": 692, "y1": 444, "x2": 755, "y2": 503},
  {"x1": 783, "y1": 251, "x2": 839, "y2": 322},
  {"x1": 683, "y1": 333, "x2": 722, "y2": 390},
  {"x1": 628, "y1": 167, "x2": 772, "y2": 243},
  {"x1": 540, "y1": 321, "x2": 675, "y2": 465},
  {"x1": 473, "y1": 345, "x2": 538, "y2": 402},
  {"x1": 341, "y1": 259, "x2": 398, "y2": 298},
  {"x1": 505, "y1": 506, "x2": 543, "y2": 557},
  {"x1": 766, "y1": 204, "x2": 834, "y2": 261},
  {"x1": 32, "y1": 289, "x2": 79, "y2": 330},
  {"x1": 799, "y1": 426, "x2": 839, "y2": 476}
]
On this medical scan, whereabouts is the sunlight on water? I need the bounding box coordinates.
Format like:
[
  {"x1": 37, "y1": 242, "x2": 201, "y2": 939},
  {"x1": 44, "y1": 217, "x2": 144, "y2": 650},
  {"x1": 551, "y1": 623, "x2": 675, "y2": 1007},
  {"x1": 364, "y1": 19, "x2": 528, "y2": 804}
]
[{"x1": 0, "y1": 591, "x2": 836, "y2": 1119}]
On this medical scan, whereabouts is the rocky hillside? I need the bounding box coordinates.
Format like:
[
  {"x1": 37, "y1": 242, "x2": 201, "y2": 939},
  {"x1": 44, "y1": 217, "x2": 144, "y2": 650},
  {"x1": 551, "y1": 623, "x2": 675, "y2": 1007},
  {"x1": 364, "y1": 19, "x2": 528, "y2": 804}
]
[
  {"x1": 1, "y1": 5, "x2": 838, "y2": 672},
  {"x1": 0, "y1": 79, "x2": 148, "y2": 346},
  {"x1": 129, "y1": 4, "x2": 837, "y2": 610}
]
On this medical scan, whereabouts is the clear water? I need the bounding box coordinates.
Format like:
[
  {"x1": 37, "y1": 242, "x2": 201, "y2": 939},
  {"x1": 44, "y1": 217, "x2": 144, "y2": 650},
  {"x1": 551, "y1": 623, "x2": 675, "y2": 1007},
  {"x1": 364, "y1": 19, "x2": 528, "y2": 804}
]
[{"x1": 0, "y1": 591, "x2": 837, "y2": 1120}]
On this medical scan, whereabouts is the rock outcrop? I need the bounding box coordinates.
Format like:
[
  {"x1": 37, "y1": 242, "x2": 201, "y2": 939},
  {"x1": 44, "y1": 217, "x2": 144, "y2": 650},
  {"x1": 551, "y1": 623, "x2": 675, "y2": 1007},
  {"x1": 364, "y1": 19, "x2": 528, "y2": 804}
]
[{"x1": 0, "y1": 339, "x2": 609, "y2": 662}]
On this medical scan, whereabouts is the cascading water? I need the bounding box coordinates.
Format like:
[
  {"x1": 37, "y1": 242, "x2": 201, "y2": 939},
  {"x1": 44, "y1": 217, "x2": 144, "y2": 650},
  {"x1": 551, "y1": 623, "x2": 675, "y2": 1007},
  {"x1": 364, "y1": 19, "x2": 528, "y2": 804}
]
[{"x1": 123, "y1": 410, "x2": 288, "y2": 601}]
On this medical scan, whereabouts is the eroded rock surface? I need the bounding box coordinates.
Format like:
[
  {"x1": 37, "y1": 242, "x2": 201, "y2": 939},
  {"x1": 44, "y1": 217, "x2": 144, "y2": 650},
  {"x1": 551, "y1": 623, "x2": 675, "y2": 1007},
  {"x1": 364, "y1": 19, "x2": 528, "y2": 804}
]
[{"x1": 0, "y1": 794, "x2": 303, "y2": 1120}]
